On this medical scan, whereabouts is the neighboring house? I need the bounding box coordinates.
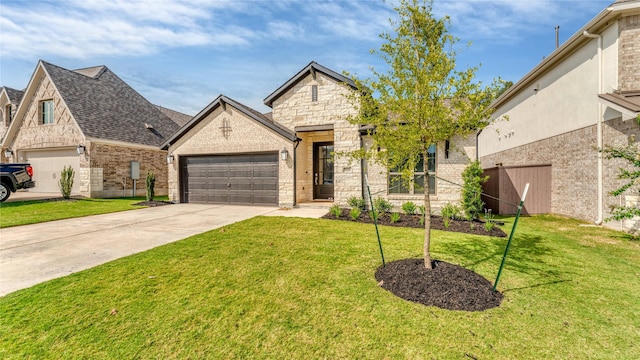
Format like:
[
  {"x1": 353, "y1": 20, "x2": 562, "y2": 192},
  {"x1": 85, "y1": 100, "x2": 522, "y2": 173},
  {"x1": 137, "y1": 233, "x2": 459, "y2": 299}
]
[
  {"x1": 0, "y1": 87, "x2": 24, "y2": 145},
  {"x1": 478, "y1": 0, "x2": 640, "y2": 231},
  {"x1": 1, "y1": 60, "x2": 186, "y2": 198},
  {"x1": 163, "y1": 61, "x2": 475, "y2": 209}
]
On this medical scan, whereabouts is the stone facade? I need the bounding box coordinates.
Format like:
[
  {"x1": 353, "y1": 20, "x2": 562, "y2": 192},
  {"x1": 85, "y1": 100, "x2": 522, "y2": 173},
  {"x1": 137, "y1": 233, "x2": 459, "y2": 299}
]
[
  {"x1": 271, "y1": 72, "x2": 362, "y2": 205},
  {"x1": 365, "y1": 134, "x2": 476, "y2": 213},
  {"x1": 167, "y1": 103, "x2": 294, "y2": 207},
  {"x1": 619, "y1": 15, "x2": 640, "y2": 91}
]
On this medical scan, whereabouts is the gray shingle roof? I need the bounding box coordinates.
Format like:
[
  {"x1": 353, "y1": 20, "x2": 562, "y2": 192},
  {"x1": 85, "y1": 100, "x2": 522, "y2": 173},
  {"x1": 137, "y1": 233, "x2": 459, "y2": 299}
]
[
  {"x1": 2, "y1": 86, "x2": 24, "y2": 104},
  {"x1": 41, "y1": 61, "x2": 180, "y2": 147},
  {"x1": 155, "y1": 105, "x2": 192, "y2": 127}
]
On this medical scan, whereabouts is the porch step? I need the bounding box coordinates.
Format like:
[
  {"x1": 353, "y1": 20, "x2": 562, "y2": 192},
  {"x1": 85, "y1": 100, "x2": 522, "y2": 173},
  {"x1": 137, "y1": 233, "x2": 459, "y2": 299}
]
[{"x1": 296, "y1": 201, "x2": 334, "y2": 209}]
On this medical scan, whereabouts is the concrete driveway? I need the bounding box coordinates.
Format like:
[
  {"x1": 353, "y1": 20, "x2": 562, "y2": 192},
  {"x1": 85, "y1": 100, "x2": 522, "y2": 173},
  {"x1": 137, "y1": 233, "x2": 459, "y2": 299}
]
[{"x1": 0, "y1": 204, "x2": 327, "y2": 296}]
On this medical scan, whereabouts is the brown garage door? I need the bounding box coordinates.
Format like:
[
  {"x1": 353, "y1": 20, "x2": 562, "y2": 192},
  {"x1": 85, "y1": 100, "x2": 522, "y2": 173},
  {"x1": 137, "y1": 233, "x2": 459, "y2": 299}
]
[{"x1": 181, "y1": 153, "x2": 278, "y2": 205}]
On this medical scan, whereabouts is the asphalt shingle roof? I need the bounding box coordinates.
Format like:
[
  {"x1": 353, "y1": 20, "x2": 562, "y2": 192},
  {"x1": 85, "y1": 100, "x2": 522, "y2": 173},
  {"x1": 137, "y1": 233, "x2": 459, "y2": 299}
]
[
  {"x1": 2, "y1": 86, "x2": 24, "y2": 103},
  {"x1": 41, "y1": 61, "x2": 180, "y2": 147}
]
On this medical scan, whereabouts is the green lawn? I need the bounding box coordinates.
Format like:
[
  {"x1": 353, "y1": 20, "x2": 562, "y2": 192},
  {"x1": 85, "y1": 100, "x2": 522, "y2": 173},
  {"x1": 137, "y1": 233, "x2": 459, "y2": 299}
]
[
  {"x1": 1, "y1": 215, "x2": 638, "y2": 359},
  {"x1": 0, "y1": 196, "x2": 168, "y2": 228}
]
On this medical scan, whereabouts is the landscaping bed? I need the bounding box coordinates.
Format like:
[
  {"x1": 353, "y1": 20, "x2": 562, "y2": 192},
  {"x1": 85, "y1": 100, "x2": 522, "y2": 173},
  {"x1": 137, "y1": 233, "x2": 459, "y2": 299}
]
[
  {"x1": 323, "y1": 208, "x2": 507, "y2": 311},
  {"x1": 322, "y1": 208, "x2": 507, "y2": 237}
]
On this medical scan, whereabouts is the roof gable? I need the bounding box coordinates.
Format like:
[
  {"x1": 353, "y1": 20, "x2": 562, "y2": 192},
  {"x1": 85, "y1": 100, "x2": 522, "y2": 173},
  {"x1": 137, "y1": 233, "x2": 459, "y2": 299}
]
[
  {"x1": 263, "y1": 61, "x2": 357, "y2": 108},
  {"x1": 161, "y1": 94, "x2": 297, "y2": 149},
  {"x1": 40, "y1": 61, "x2": 180, "y2": 147},
  {"x1": 1, "y1": 87, "x2": 25, "y2": 104}
]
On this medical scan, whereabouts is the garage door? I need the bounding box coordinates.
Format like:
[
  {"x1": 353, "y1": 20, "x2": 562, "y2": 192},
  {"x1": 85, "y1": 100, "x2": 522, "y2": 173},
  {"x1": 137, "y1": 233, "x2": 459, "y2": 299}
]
[
  {"x1": 24, "y1": 149, "x2": 80, "y2": 193},
  {"x1": 181, "y1": 153, "x2": 278, "y2": 205}
]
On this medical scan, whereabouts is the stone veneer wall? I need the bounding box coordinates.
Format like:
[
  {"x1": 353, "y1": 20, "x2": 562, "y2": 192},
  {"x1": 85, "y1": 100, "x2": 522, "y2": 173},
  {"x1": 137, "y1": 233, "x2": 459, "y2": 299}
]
[
  {"x1": 480, "y1": 118, "x2": 640, "y2": 232},
  {"x1": 86, "y1": 142, "x2": 169, "y2": 198},
  {"x1": 364, "y1": 134, "x2": 476, "y2": 213},
  {"x1": 619, "y1": 14, "x2": 640, "y2": 91},
  {"x1": 9, "y1": 74, "x2": 83, "y2": 153},
  {"x1": 271, "y1": 72, "x2": 361, "y2": 205},
  {"x1": 167, "y1": 105, "x2": 294, "y2": 207}
]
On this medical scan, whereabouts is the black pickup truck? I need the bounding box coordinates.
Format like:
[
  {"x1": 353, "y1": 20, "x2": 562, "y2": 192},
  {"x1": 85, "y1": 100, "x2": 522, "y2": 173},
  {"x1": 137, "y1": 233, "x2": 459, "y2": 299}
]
[{"x1": 0, "y1": 163, "x2": 36, "y2": 202}]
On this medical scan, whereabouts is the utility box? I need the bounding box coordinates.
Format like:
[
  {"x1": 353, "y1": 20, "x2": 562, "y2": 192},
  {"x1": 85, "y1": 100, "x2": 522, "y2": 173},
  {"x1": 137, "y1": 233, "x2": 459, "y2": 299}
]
[{"x1": 130, "y1": 161, "x2": 140, "y2": 180}]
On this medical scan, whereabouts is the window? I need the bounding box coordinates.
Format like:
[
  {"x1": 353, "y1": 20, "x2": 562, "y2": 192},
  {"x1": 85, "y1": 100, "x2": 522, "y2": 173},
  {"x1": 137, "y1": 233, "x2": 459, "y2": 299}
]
[
  {"x1": 388, "y1": 144, "x2": 436, "y2": 195},
  {"x1": 311, "y1": 85, "x2": 318, "y2": 102},
  {"x1": 5, "y1": 104, "x2": 12, "y2": 126},
  {"x1": 41, "y1": 100, "x2": 54, "y2": 124}
]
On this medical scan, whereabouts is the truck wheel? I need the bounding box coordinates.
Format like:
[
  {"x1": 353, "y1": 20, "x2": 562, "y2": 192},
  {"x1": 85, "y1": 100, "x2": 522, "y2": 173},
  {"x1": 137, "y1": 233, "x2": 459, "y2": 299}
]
[{"x1": 0, "y1": 182, "x2": 10, "y2": 202}]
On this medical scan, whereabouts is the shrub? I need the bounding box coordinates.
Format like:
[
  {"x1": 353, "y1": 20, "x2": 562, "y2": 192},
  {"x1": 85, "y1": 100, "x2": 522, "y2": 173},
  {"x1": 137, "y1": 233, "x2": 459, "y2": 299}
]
[
  {"x1": 347, "y1": 196, "x2": 366, "y2": 210},
  {"x1": 418, "y1": 205, "x2": 426, "y2": 226},
  {"x1": 59, "y1": 165, "x2": 75, "y2": 199},
  {"x1": 145, "y1": 171, "x2": 156, "y2": 201},
  {"x1": 349, "y1": 207, "x2": 362, "y2": 220},
  {"x1": 401, "y1": 201, "x2": 417, "y2": 215},
  {"x1": 441, "y1": 203, "x2": 462, "y2": 229},
  {"x1": 330, "y1": 204, "x2": 342, "y2": 218},
  {"x1": 484, "y1": 209, "x2": 496, "y2": 232},
  {"x1": 369, "y1": 211, "x2": 379, "y2": 222},
  {"x1": 390, "y1": 212, "x2": 401, "y2": 223},
  {"x1": 373, "y1": 197, "x2": 393, "y2": 214},
  {"x1": 461, "y1": 160, "x2": 488, "y2": 220}
]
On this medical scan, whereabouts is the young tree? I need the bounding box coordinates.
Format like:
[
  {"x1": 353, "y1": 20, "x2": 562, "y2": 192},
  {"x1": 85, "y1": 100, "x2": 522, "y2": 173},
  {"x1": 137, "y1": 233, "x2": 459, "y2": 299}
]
[
  {"x1": 461, "y1": 160, "x2": 488, "y2": 221},
  {"x1": 345, "y1": 0, "x2": 503, "y2": 269}
]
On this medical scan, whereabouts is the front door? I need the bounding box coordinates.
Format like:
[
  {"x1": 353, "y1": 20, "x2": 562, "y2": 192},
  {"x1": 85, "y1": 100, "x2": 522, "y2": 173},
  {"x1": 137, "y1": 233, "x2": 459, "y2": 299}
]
[{"x1": 313, "y1": 142, "x2": 334, "y2": 200}]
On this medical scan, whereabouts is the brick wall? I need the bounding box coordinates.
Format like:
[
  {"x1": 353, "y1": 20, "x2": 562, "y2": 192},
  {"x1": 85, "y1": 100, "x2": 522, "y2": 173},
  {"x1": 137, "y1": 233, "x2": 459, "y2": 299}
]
[
  {"x1": 87, "y1": 142, "x2": 169, "y2": 198},
  {"x1": 619, "y1": 15, "x2": 640, "y2": 91},
  {"x1": 480, "y1": 117, "x2": 640, "y2": 232}
]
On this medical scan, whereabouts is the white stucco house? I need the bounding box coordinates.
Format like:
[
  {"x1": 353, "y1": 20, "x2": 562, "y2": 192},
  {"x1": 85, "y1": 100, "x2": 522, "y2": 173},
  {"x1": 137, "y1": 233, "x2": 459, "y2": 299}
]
[{"x1": 478, "y1": 0, "x2": 640, "y2": 231}]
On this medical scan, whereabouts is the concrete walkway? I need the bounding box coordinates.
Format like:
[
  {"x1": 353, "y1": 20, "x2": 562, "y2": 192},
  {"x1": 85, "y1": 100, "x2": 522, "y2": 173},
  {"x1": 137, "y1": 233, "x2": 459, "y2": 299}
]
[{"x1": 0, "y1": 204, "x2": 328, "y2": 296}]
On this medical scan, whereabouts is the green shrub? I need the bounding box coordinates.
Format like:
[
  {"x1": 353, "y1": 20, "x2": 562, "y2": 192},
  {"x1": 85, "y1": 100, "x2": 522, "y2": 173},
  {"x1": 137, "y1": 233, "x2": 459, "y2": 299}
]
[
  {"x1": 349, "y1": 207, "x2": 362, "y2": 220},
  {"x1": 373, "y1": 197, "x2": 393, "y2": 214},
  {"x1": 390, "y1": 212, "x2": 401, "y2": 223},
  {"x1": 369, "y1": 211, "x2": 379, "y2": 222},
  {"x1": 484, "y1": 209, "x2": 496, "y2": 232},
  {"x1": 417, "y1": 205, "x2": 426, "y2": 226},
  {"x1": 401, "y1": 201, "x2": 417, "y2": 215},
  {"x1": 347, "y1": 196, "x2": 366, "y2": 210},
  {"x1": 461, "y1": 160, "x2": 488, "y2": 220},
  {"x1": 59, "y1": 165, "x2": 75, "y2": 199},
  {"x1": 145, "y1": 171, "x2": 156, "y2": 201},
  {"x1": 440, "y1": 203, "x2": 462, "y2": 229},
  {"x1": 330, "y1": 204, "x2": 342, "y2": 218}
]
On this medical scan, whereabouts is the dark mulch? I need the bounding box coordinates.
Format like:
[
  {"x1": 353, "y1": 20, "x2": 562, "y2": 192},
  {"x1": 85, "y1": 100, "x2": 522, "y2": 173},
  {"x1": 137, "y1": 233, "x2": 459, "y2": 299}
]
[
  {"x1": 133, "y1": 200, "x2": 173, "y2": 207},
  {"x1": 376, "y1": 259, "x2": 503, "y2": 311},
  {"x1": 322, "y1": 209, "x2": 507, "y2": 237}
]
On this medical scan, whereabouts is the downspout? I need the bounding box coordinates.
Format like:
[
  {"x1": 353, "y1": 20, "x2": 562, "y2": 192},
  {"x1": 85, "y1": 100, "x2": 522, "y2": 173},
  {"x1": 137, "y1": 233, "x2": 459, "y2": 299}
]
[
  {"x1": 583, "y1": 30, "x2": 604, "y2": 225},
  {"x1": 293, "y1": 138, "x2": 301, "y2": 207}
]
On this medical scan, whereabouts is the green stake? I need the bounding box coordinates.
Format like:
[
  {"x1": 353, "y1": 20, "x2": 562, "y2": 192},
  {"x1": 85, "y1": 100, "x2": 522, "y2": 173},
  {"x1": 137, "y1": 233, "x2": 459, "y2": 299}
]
[
  {"x1": 494, "y1": 183, "x2": 529, "y2": 292},
  {"x1": 365, "y1": 175, "x2": 385, "y2": 267}
]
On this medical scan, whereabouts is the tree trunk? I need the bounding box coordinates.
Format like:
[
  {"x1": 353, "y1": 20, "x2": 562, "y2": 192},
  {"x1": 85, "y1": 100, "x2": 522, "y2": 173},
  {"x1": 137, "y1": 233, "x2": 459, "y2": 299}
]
[{"x1": 423, "y1": 154, "x2": 433, "y2": 270}]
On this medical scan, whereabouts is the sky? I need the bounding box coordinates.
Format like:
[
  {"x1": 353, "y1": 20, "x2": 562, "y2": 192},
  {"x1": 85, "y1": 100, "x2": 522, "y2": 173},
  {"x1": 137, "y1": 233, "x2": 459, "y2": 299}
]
[{"x1": 0, "y1": 0, "x2": 613, "y2": 116}]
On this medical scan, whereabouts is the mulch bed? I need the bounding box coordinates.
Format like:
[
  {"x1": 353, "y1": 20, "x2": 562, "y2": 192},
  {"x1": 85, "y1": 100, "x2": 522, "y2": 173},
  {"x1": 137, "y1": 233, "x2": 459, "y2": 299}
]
[
  {"x1": 322, "y1": 209, "x2": 507, "y2": 238},
  {"x1": 133, "y1": 200, "x2": 173, "y2": 207},
  {"x1": 322, "y1": 209, "x2": 506, "y2": 311},
  {"x1": 376, "y1": 259, "x2": 503, "y2": 311}
]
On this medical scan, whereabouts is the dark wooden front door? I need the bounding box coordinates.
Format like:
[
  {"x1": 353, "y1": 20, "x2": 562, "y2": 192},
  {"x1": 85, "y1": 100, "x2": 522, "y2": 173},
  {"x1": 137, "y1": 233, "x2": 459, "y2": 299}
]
[{"x1": 313, "y1": 142, "x2": 334, "y2": 200}]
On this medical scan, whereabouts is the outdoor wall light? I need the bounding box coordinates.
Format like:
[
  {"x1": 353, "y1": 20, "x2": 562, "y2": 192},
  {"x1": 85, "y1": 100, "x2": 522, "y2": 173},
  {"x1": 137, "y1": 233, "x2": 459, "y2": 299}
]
[
  {"x1": 4, "y1": 149, "x2": 13, "y2": 158},
  {"x1": 167, "y1": 153, "x2": 175, "y2": 164},
  {"x1": 281, "y1": 148, "x2": 289, "y2": 161},
  {"x1": 76, "y1": 144, "x2": 86, "y2": 155}
]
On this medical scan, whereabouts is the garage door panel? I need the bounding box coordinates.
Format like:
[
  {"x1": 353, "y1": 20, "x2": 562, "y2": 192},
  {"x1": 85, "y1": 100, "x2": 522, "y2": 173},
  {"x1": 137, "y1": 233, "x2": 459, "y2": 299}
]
[
  {"x1": 182, "y1": 153, "x2": 278, "y2": 205},
  {"x1": 25, "y1": 149, "x2": 80, "y2": 193}
]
